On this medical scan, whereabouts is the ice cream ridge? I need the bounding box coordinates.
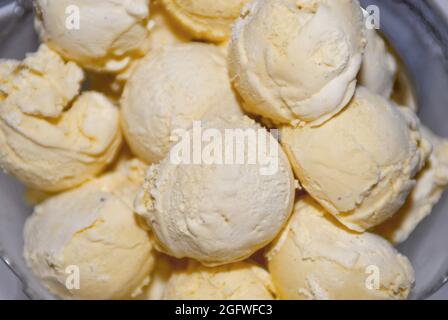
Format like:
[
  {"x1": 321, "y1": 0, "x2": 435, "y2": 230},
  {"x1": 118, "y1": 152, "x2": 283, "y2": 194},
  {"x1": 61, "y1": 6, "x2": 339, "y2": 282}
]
[
  {"x1": 375, "y1": 126, "x2": 448, "y2": 243},
  {"x1": 9, "y1": 0, "x2": 448, "y2": 300}
]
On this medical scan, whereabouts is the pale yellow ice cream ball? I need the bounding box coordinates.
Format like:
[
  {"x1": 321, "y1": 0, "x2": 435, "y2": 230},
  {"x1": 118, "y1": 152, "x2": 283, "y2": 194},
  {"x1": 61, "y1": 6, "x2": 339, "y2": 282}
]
[
  {"x1": 34, "y1": 0, "x2": 152, "y2": 73},
  {"x1": 135, "y1": 116, "x2": 296, "y2": 266},
  {"x1": 161, "y1": 0, "x2": 250, "y2": 42},
  {"x1": 163, "y1": 261, "x2": 276, "y2": 300},
  {"x1": 375, "y1": 126, "x2": 448, "y2": 243},
  {"x1": 281, "y1": 87, "x2": 431, "y2": 232},
  {"x1": 121, "y1": 43, "x2": 243, "y2": 164},
  {"x1": 24, "y1": 159, "x2": 155, "y2": 300},
  {"x1": 267, "y1": 196, "x2": 415, "y2": 300},
  {"x1": 229, "y1": 0, "x2": 366, "y2": 126},
  {"x1": 0, "y1": 45, "x2": 122, "y2": 192}
]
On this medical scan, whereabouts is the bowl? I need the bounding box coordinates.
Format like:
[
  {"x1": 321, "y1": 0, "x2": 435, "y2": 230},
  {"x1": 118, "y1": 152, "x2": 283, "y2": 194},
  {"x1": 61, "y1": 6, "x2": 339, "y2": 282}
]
[{"x1": 1, "y1": 0, "x2": 448, "y2": 300}]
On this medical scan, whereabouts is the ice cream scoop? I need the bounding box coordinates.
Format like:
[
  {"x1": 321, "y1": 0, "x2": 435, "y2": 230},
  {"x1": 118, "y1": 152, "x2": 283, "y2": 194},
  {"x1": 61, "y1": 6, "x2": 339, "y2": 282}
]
[
  {"x1": 24, "y1": 159, "x2": 154, "y2": 300},
  {"x1": 359, "y1": 28, "x2": 397, "y2": 98},
  {"x1": 161, "y1": 0, "x2": 250, "y2": 42},
  {"x1": 121, "y1": 43, "x2": 243, "y2": 164},
  {"x1": 267, "y1": 196, "x2": 415, "y2": 300},
  {"x1": 163, "y1": 261, "x2": 275, "y2": 300},
  {"x1": 281, "y1": 87, "x2": 431, "y2": 231},
  {"x1": 228, "y1": 0, "x2": 366, "y2": 125},
  {"x1": 34, "y1": 0, "x2": 151, "y2": 73},
  {"x1": 0, "y1": 45, "x2": 122, "y2": 192},
  {"x1": 135, "y1": 116, "x2": 295, "y2": 266},
  {"x1": 375, "y1": 126, "x2": 448, "y2": 243}
]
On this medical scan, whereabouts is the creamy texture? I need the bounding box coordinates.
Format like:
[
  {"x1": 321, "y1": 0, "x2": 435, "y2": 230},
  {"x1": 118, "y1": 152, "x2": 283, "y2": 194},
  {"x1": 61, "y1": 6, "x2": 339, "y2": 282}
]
[
  {"x1": 281, "y1": 87, "x2": 431, "y2": 231},
  {"x1": 376, "y1": 126, "x2": 448, "y2": 243},
  {"x1": 267, "y1": 196, "x2": 415, "y2": 300},
  {"x1": 229, "y1": 0, "x2": 366, "y2": 125},
  {"x1": 34, "y1": 0, "x2": 151, "y2": 73},
  {"x1": 142, "y1": 254, "x2": 173, "y2": 300},
  {"x1": 100, "y1": 2, "x2": 193, "y2": 95},
  {"x1": 24, "y1": 188, "x2": 56, "y2": 205},
  {"x1": 0, "y1": 46, "x2": 81, "y2": 118},
  {"x1": 161, "y1": 0, "x2": 249, "y2": 42},
  {"x1": 121, "y1": 43, "x2": 243, "y2": 163},
  {"x1": 0, "y1": 45, "x2": 122, "y2": 192},
  {"x1": 164, "y1": 261, "x2": 275, "y2": 299},
  {"x1": 24, "y1": 159, "x2": 154, "y2": 300},
  {"x1": 148, "y1": 1, "x2": 192, "y2": 49},
  {"x1": 392, "y1": 67, "x2": 417, "y2": 112},
  {"x1": 359, "y1": 27, "x2": 397, "y2": 98},
  {"x1": 135, "y1": 116, "x2": 295, "y2": 266}
]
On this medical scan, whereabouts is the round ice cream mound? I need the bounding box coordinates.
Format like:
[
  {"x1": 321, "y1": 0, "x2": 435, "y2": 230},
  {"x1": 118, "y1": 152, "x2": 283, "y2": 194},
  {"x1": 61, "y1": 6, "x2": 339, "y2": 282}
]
[
  {"x1": 34, "y1": 0, "x2": 151, "y2": 73},
  {"x1": 121, "y1": 43, "x2": 243, "y2": 164},
  {"x1": 229, "y1": 0, "x2": 366, "y2": 125},
  {"x1": 135, "y1": 116, "x2": 295, "y2": 266},
  {"x1": 0, "y1": 45, "x2": 122, "y2": 192},
  {"x1": 267, "y1": 196, "x2": 415, "y2": 300},
  {"x1": 281, "y1": 87, "x2": 431, "y2": 231},
  {"x1": 24, "y1": 159, "x2": 154, "y2": 300}
]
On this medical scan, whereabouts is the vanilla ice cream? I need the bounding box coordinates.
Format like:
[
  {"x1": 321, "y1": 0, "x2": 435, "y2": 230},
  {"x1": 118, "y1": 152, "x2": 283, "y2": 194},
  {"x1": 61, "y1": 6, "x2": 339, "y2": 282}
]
[
  {"x1": 24, "y1": 188, "x2": 56, "y2": 205},
  {"x1": 267, "y1": 196, "x2": 415, "y2": 300},
  {"x1": 24, "y1": 159, "x2": 154, "y2": 300},
  {"x1": 376, "y1": 126, "x2": 448, "y2": 243},
  {"x1": 164, "y1": 261, "x2": 276, "y2": 300},
  {"x1": 141, "y1": 254, "x2": 173, "y2": 300},
  {"x1": 0, "y1": 45, "x2": 122, "y2": 192},
  {"x1": 229, "y1": 0, "x2": 366, "y2": 125},
  {"x1": 161, "y1": 0, "x2": 249, "y2": 42},
  {"x1": 281, "y1": 87, "x2": 431, "y2": 232},
  {"x1": 34, "y1": 0, "x2": 151, "y2": 73},
  {"x1": 359, "y1": 28, "x2": 397, "y2": 98},
  {"x1": 135, "y1": 116, "x2": 295, "y2": 266},
  {"x1": 102, "y1": 1, "x2": 192, "y2": 95},
  {"x1": 147, "y1": 1, "x2": 191, "y2": 50},
  {"x1": 96, "y1": 2, "x2": 193, "y2": 95},
  {"x1": 121, "y1": 43, "x2": 243, "y2": 163},
  {"x1": 392, "y1": 67, "x2": 417, "y2": 112}
]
